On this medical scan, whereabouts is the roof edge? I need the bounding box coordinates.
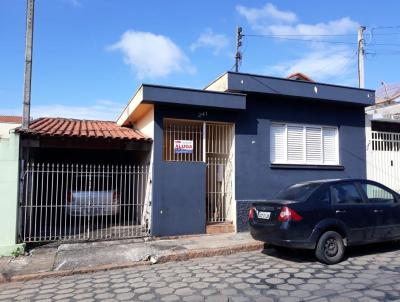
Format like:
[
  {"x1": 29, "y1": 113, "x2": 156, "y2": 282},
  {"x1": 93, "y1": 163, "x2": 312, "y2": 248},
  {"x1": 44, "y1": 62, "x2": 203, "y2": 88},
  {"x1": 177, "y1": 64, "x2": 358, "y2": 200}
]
[{"x1": 226, "y1": 71, "x2": 375, "y2": 92}]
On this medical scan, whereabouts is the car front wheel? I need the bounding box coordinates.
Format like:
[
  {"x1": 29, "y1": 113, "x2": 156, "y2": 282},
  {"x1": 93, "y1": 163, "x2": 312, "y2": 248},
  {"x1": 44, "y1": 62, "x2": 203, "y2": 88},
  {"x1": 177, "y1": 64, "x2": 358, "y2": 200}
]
[{"x1": 315, "y1": 231, "x2": 345, "y2": 265}]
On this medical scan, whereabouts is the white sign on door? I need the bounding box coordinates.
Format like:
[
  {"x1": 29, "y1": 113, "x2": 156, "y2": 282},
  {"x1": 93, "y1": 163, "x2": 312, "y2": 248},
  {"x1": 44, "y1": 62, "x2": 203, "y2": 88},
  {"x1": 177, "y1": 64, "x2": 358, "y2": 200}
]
[{"x1": 174, "y1": 140, "x2": 193, "y2": 154}]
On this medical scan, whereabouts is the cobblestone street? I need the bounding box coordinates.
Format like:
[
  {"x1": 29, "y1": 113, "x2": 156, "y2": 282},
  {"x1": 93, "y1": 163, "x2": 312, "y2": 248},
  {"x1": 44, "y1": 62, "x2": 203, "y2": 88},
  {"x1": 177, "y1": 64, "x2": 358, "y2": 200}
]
[{"x1": 1, "y1": 243, "x2": 400, "y2": 302}]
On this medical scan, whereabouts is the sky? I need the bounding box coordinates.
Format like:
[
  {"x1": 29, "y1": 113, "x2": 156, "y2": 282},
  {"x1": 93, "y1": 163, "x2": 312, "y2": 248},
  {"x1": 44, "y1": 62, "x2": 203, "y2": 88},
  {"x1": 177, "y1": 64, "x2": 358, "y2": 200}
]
[{"x1": 1, "y1": 0, "x2": 400, "y2": 121}]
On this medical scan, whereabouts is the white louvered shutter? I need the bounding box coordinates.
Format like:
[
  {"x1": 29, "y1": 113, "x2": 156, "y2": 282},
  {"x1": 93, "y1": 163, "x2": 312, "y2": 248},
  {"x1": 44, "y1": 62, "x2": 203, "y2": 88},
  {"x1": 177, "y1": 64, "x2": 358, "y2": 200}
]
[
  {"x1": 323, "y1": 127, "x2": 338, "y2": 164},
  {"x1": 287, "y1": 125, "x2": 304, "y2": 163},
  {"x1": 270, "y1": 124, "x2": 285, "y2": 163},
  {"x1": 306, "y1": 127, "x2": 322, "y2": 163}
]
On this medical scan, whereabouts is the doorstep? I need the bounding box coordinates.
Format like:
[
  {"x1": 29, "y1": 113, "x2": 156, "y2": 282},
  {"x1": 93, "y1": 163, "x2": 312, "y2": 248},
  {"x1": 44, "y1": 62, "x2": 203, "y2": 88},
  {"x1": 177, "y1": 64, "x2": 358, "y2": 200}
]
[{"x1": 206, "y1": 222, "x2": 235, "y2": 234}]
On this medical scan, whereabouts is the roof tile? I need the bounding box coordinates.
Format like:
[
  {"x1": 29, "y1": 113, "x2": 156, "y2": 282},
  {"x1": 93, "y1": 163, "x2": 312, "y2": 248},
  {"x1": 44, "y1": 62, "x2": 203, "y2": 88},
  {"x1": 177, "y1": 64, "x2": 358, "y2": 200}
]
[
  {"x1": 0, "y1": 115, "x2": 22, "y2": 124},
  {"x1": 17, "y1": 117, "x2": 150, "y2": 141}
]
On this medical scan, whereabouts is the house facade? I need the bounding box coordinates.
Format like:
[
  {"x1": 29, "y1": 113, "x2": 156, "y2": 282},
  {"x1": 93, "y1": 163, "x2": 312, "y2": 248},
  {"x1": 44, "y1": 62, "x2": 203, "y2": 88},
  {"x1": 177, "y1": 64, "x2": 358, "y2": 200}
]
[
  {"x1": 0, "y1": 72, "x2": 375, "y2": 255},
  {"x1": 118, "y1": 72, "x2": 374, "y2": 236}
]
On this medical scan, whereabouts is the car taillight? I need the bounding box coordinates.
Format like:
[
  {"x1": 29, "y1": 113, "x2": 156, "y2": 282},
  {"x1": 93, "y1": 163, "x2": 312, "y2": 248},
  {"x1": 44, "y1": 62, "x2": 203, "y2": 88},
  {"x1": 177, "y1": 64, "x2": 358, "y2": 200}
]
[
  {"x1": 278, "y1": 206, "x2": 302, "y2": 222},
  {"x1": 248, "y1": 206, "x2": 255, "y2": 219}
]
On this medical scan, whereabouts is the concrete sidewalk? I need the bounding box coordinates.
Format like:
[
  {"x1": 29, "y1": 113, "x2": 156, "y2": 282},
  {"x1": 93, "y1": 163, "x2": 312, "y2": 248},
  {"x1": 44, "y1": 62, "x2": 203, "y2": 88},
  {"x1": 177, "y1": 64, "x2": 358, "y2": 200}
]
[{"x1": 0, "y1": 232, "x2": 263, "y2": 283}]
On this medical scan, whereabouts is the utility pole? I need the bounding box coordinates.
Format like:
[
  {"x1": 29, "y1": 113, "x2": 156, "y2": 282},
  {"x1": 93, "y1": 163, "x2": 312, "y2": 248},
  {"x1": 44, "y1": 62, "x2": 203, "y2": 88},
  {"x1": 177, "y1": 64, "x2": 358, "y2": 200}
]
[
  {"x1": 22, "y1": 0, "x2": 35, "y2": 129},
  {"x1": 235, "y1": 26, "x2": 243, "y2": 72},
  {"x1": 357, "y1": 25, "x2": 366, "y2": 89}
]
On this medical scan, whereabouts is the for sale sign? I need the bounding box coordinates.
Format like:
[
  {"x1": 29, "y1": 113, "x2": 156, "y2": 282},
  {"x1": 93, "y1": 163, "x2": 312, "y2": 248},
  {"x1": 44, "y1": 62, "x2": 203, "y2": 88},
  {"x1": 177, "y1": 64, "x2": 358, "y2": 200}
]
[{"x1": 174, "y1": 140, "x2": 193, "y2": 154}]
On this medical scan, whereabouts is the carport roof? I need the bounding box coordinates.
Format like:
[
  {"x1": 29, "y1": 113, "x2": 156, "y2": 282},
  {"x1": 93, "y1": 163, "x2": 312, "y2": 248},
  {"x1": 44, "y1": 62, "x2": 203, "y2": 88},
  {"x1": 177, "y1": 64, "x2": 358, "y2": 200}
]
[{"x1": 17, "y1": 117, "x2": 150, "y2": 141}]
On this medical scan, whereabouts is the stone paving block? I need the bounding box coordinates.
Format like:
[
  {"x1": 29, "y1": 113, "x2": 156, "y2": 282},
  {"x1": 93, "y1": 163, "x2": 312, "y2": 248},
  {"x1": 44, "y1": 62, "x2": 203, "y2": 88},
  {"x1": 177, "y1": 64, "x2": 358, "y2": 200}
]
[{"x1": 1, "y1": 250, "x2": 400, "y2": 302}]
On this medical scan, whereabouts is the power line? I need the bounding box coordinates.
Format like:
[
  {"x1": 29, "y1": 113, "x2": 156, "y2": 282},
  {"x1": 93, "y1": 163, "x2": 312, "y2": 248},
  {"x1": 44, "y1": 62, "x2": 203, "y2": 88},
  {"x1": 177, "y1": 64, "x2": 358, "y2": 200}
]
[
  {"x1": 245, "y1": 35, "x2": 358, "y2": 45},
  {"x1": 245, "y1": 33, "x2": 358, "y2": 37},
  {"x1": 371, "y1": 25, "x2": 400, "y2": 30}
]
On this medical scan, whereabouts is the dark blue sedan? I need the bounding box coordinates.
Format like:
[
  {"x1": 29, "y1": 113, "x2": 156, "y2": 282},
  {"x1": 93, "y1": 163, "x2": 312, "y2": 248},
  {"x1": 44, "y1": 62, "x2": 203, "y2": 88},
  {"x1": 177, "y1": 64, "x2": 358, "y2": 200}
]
[{"x1": 249, "y1": 179, "x2": 400, "y2": 264}]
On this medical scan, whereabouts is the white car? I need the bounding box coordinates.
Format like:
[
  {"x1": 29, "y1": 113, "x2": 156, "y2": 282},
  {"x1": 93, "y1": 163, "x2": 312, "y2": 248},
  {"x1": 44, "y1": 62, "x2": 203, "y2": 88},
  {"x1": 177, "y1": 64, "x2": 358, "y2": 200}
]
[{"x1": 65, "y1": 190, "x2": 120, "y2": 216}]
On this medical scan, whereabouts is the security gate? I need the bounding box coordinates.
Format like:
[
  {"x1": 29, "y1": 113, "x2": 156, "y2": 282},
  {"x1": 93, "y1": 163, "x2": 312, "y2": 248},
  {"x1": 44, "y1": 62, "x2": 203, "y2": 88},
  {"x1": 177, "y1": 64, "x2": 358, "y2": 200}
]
[
  {"x1": 367, "y1": 131, "x2": 400, "y2": 192},
  {"x1": 19, "y1": 163, "x2": 150, "y2": 242},
  {"x1": 163, "y1": 119, "x2": 234, "y2": 224},
  {"x1": 206, "y1": 123, "x2": 234, "y2": 223}
]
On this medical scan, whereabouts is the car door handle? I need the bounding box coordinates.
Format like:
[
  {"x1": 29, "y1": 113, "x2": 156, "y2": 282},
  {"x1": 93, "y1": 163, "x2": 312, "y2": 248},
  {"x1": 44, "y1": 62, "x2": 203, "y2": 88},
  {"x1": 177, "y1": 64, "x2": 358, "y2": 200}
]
[
  {"x1": 373, "y1": 209, "x2": 384, "y2": 213},
  {"x1": 335, "y1": 210, "x2": 347, "y2": 214}
]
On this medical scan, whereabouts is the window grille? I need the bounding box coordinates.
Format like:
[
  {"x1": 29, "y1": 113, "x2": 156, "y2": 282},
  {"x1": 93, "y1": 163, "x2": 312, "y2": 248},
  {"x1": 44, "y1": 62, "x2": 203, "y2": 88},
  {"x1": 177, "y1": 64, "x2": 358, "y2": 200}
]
[{"x1": 163, "y1": 119, "x2": 204, "y2": 162}]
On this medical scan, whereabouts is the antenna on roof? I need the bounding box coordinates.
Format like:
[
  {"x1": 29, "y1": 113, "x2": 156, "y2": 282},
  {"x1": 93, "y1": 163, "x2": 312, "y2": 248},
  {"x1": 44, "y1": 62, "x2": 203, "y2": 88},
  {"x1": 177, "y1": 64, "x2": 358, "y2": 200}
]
[
  {"x1": 235, "y1": 26, "x2": 243, "y2": 72},
  {"x1": 381, "y1": 81, "x2": 390, "y2": 100}
]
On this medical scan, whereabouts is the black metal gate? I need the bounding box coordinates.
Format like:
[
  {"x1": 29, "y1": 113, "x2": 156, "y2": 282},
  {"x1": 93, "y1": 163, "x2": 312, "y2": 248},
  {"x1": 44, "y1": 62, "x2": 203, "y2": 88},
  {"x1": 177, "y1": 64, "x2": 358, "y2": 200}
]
[{"x1": 19, "y1": 163, "x2": 151, "y2": 242}]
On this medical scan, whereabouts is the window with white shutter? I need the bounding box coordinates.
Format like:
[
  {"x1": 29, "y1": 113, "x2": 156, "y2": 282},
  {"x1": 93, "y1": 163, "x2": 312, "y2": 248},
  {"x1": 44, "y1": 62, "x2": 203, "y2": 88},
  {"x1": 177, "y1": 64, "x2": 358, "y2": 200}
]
[
  {"x1": 306, "y1": 127, "x2": 322, "y2": 163},
  {"x1": 270, "y1": 124, "x2": 286, "y2": 163},
  {"x1": 270, "y1": 123, "x2": 339, "y2": 165},
  {"x1": 322, "y1": 127, "x2": 339, "y2": 164},
  {"x1": 287, "y1": 125, "x2": 304, "y2": 162}
]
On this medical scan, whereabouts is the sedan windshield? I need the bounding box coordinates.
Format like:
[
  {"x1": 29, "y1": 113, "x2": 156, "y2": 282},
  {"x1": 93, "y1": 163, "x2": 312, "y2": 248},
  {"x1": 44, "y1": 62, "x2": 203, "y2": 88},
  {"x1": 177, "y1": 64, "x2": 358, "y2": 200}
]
[{"x1": 275, "y1": 183, "x2": 320, "y2": 202}]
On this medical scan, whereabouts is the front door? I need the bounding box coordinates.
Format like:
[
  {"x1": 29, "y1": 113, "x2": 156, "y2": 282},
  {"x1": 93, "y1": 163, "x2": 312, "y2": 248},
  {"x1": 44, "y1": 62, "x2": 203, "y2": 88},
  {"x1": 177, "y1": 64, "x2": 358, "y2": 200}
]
[{"x1": 205, "y1": 123, "x2": 234, "y2": 225}]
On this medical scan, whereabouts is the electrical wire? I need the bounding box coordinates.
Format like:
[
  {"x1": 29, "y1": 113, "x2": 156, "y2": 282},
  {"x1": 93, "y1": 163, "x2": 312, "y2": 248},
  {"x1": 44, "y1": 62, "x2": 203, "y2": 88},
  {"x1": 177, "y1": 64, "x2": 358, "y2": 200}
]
[{"x1": 245, "y1": 35, "x2": 358, "y2": 45}]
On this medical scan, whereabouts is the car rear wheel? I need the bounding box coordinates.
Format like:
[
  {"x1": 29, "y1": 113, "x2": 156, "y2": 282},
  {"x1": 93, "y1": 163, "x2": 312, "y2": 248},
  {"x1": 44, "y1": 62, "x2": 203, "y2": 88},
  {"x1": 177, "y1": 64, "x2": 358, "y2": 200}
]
[{"x1": 315, "y1": 231, "x2": 345, "y2": 265}]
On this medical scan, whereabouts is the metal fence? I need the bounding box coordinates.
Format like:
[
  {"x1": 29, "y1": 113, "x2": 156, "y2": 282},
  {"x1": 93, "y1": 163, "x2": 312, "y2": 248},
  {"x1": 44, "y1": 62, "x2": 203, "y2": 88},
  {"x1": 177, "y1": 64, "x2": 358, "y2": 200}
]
[
  {"x1": 19, "y1": 163, "x2": 150, "y2": 242},
  {"x1": 367, "y1": 131, "x2": 400, "y2": 192}
]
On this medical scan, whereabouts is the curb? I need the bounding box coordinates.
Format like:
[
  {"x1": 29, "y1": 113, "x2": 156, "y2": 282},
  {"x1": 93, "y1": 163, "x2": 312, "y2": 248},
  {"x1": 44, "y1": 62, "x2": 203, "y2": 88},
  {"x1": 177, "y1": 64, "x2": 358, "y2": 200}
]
[{"x1": 0, "y1": 242, "x2": 264, "y2": 284}]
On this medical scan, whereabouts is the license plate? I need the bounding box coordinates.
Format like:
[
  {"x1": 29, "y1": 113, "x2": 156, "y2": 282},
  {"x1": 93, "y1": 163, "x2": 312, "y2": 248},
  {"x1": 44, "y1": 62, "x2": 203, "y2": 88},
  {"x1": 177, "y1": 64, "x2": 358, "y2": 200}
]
[{"x1": 257, "y1": 211, "x2": 271, "y2": 220}]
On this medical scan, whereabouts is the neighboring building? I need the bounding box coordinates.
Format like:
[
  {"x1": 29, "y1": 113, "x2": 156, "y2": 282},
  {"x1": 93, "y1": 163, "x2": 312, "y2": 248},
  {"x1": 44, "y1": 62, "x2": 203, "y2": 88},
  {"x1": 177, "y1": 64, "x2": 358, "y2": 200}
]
[
  {"x1": 0, "y1": 115, "x2": 22, "y2": 138},
  {"x1": 365, "y1": 82, "x2": 400, "y2": 192},
  {"x1": 119, "y1": 71, "x2": 374, "y2": 236},
  {"x1": 0, "y1": 116, "x2": 23, "y2": 255}
]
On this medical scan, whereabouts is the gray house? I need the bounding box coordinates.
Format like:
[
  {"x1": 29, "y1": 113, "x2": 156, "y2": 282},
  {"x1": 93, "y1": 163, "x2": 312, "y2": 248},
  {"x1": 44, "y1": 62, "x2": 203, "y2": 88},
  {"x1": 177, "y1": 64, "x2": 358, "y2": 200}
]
[{"x1": 117, "y1": 71, "x2": 375, "y2": 236}]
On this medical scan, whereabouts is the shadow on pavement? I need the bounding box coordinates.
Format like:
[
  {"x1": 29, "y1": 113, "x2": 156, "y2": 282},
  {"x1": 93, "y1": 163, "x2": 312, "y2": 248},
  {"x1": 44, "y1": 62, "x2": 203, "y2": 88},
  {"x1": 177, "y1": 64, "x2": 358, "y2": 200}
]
[{"x1": 261, "y1": 241, "x2": 400, "y2": 264}]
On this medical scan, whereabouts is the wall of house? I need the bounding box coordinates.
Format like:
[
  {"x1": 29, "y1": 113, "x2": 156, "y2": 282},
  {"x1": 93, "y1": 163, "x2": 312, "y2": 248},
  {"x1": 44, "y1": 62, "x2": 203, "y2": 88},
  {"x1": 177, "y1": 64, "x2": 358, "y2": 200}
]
[
  {"x1": 0, "y1": 132, "x2": 24, "y2": 255},
  {"x1": 135, "y1": 106, "x2": 154, "y2": 138},
  {"x1": 151, "y1": 94, "x2": 367, "y2": 235},
  {"x1": 151, "y1": 111, "x2": 206, "y2": 236},
  {"x1": 0, "y1": 122, "x2": 20, "y2": 138}
]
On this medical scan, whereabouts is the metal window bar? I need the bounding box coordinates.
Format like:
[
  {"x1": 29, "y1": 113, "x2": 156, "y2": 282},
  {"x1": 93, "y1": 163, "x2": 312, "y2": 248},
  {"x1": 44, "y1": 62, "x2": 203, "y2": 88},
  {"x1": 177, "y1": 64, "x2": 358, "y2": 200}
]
[
  {"x1": 19, "y1": 163, "x2": 150, "y2": 243},
  {"x1": 163, "y1": 119, "x2": 203, "y2": 162}
]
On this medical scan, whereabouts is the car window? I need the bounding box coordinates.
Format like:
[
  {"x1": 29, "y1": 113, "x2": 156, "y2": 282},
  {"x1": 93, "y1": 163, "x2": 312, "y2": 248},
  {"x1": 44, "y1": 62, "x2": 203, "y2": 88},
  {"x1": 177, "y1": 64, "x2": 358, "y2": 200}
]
[
  {"x1": 331, "y1": 183, "x2": 363, "y2": 204},
  {"x1": 275, "y1": 183, "x2": 320, "y2": 202},
  {"x1": 319, "y1": 188, "x2": 331, "y2": 203},
  {"x1": 360, "y1": 183, "x2": 395, "y2": 204}
]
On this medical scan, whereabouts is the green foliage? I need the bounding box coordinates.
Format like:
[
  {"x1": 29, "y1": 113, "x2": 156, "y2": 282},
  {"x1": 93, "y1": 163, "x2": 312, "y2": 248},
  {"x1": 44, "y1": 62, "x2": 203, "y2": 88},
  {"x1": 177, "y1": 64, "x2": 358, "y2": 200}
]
[{"x1": 11, "y1": 246, "x2": 24, "y2": 258}]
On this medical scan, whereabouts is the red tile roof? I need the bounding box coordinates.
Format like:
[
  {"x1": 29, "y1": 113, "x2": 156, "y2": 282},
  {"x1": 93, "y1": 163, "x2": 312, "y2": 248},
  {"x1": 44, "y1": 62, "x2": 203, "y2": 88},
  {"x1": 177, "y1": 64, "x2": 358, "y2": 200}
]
[
  {"x1": 17, "y1": 117, "x2": 150, "y2": 141},
  {"x1": 0, "y1": 115, "x2": 22, "y2": 124},
  {"x1": 286, "y1": 72, "x2": 314, "y2": 82}
]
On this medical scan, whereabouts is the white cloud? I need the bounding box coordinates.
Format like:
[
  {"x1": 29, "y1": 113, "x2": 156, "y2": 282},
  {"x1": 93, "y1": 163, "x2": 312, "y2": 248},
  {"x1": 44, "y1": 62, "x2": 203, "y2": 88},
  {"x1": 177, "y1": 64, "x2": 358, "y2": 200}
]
[
  {"x1": 237, "y1": 3, "x2": 358, "y2": 36},
  {"x1": 237, "y1": 3, "x2": 359, "y2": 84},
  {"x1": 265, "y1": 45, "x2": 356, "y2": 84},
  {"x1": 190, "y1": 29, "x2": 230, "y2": 55},
  {"x1": 0, "y1": 100, "x2": 124, "y2": 121},
  {"x1": 268, "y1": 17, "x2": 359, "y2": 37},
  {"x1": 64, "y1": 0, "x2": 81, "y2": 7},
  {"x1": 108, "y1": 30, "x2": 195, "y2": 79},
  {"x1": 236, "y1": 3, "x2": 297, "y2": 25}
]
